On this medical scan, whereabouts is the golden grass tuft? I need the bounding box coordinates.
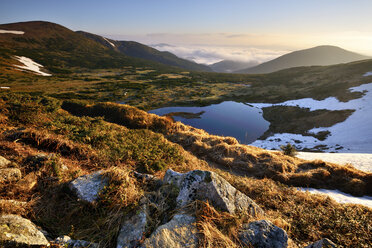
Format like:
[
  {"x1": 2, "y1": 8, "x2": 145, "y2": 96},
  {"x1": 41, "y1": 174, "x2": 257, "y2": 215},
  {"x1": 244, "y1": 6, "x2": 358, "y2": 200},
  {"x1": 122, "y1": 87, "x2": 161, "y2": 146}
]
[{"x1": 195, "y1": 201, "x2": 244, "y2": 248}]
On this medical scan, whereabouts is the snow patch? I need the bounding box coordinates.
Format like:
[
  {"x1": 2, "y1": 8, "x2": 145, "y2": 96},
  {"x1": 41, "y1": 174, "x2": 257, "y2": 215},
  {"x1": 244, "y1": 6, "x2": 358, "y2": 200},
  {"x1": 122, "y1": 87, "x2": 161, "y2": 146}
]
[
  {"x1": 0, "y1": 87, "x2": 10, "y2": 89},
  {"x1": 103, "y1": 37, "x2": 115, "y2": 48},
  {"x1": 363, "y1": 71, "x2": 372, "y2": 77},
  {"x1": 250, "y1": 82, "x2": 372, "y2": 153},
  {"x1": 13, "y1": 56, "x2": 51, "y2": 76},
  {"x1": 298, "y1": 188, "x2": 372, "y2": 208},
  {"x1": 0, "y1": 29, "x2": 24, "y2": 35},
  {"x1": 297, "y1": 152, "x2": 372, "y2": 172}
]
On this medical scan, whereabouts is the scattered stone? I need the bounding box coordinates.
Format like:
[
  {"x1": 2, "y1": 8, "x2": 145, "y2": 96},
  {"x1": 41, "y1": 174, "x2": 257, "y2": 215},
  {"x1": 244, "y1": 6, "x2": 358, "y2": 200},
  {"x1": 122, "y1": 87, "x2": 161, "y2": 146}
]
[
  {"x1": 142, "y1": 214, "x2": 198, "y2": 248},
  {"x1": 69, "y1": 170, "x2": 109, "y2": 203},
  {"x1": 15, "y1": 172, "x2": 37, "y2": 192},
  {"x1": 305, "y1": 238, "x2": 337, "y2": 248},
  {"x1": 164, "y1": 169, "x2": 264, "y2": 216},
  {"x1": 0, "y1": 168, "x2": 22, "y2": 183},
  {"x1": 239, "y1": 220, "x2": 288, "y2": 248},
  {"x1": 117, "y1": 204, "x2": 148, "y2": 248},
  {"x1": 54, "y1": 235, "x2": 98, "y2": 248},
  {"x1": 0, "y1": 214, "x2": 49, "y2": 247},
  {"x1": 0, "y1": 155, "x2": 11, "y2": 168},
  {"x1": 133, "y1": 171, "x2": 156, "y2": 181}
]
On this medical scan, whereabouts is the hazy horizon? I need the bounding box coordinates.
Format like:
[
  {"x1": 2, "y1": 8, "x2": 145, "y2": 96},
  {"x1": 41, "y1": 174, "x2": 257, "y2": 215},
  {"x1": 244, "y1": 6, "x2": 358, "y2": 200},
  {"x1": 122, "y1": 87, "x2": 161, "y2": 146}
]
[{"x1": 1, "y1": 0, "x2": 372, "y2": 64}]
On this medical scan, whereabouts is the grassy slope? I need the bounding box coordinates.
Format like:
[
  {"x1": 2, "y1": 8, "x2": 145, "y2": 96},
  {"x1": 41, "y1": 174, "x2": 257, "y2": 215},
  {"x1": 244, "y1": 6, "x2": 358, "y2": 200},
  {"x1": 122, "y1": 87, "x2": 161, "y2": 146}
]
[
  {"x1": 0, "y1": 21, "x2": 178, "y2": 72},
  {"x1": 0, "y1": 94, "x2": 371, "y2": 247}
]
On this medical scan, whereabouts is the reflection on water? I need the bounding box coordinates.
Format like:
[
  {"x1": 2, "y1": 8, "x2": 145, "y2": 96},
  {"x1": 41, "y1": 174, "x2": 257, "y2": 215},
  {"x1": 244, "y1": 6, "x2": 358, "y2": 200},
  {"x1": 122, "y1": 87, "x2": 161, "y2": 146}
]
[{"x1": 149, "y1": 101, "x2": 270, "y2": 144}]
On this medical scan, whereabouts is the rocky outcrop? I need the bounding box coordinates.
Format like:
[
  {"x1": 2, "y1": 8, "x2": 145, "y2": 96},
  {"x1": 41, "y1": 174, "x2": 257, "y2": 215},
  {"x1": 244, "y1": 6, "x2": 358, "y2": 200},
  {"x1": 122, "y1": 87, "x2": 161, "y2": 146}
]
[
  {"x1": 238, "y1": 220, "x2": 288, "y2": 248},
  {"x1": 54, "y1": 235, "x2": 98, "y2": 248},
  {"x1": 117, "y1": 205, "x2": 148, "y2": 248},
  {"x1": 69, "y1": 170, "x2": 108, "y2": 203},
  {"x1": 305, "y1": 238, "x2": 337, "y2": 248},
  {"x1": 163, "y1": 169, "x2": 264, "y2": 216},
  {"x1": 0, "y1": 214, "x2": 49, "y2": 247},
  {"x1": 0, "y1": 168, "x2": 22, "y2": 183},
  {"x1": 142, "y1": 214, "x2": 198, "y2": 248},
  {"x1": 0, "y1": 155, "x2": 11, "y2": 168}
]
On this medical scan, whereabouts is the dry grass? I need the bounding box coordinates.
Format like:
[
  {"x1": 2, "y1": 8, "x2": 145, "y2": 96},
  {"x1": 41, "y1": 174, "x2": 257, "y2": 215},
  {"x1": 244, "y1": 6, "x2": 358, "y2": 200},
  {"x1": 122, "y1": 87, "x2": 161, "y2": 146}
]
[
  {"x1": 1, "y1": 96, "x2": 371, "y2": 247},
  {"x1": 62, "y1": 101, "x2": 372, "y2": 196}
]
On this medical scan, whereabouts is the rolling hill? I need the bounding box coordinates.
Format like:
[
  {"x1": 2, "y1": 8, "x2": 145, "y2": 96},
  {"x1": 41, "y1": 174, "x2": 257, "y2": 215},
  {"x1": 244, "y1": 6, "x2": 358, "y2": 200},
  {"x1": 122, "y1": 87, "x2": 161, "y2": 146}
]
[
  {"x1": 77, "y1": 31, "x2": 212, "y2": 72},
  {"x1": 210, "y1": 60, "x2": 259, "y2": 73},
  {"x1": 0, "y1": 21, "x2": 145, "y2": 72},
  {"x1": 236, "y1": 45, "x2": 370, "y2": 74},
  {"x1": 0, "y1": 21, "x2": 210, "y2": 73}
]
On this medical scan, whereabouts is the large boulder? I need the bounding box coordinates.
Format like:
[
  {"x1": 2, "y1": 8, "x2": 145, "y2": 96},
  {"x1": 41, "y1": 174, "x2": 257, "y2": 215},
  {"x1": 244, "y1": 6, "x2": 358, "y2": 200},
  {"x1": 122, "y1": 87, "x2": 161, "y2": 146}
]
[
  {"x1": 142, "y1": 214, "x2": 198, "y2": 248},
  {"x1": 163, "y1": 169, "x2": 263, "y2": 216},
  {"x1": 305, "y1": 238, "x2": 337, "y2": 248},
  {"x1": 0, "y1": 155, "x2": 11, "y2": 168},
  {"x1": 238, "y1": 220, "x2": 288, "y2": 248},
  {"x1": 69, "y1": 170, "x2": 109, "y2": 203},
  {"x1": 0, "y1": 214, "x2": 49, "y2": 247},
  {"x1": 117, "y1": 205, "x2": 148, "y2": 248},
  {"x1": 0, "y1": 168, "x2": 22, "y2": 183},
  {"x1": 54, "y1": 235, "x2": 98, "y2": 248}
]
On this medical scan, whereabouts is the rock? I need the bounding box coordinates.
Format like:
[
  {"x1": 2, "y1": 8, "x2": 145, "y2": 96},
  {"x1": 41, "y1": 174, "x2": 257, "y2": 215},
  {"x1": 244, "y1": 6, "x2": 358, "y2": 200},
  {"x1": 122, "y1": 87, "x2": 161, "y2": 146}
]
[
  {"x1": 0, "y1": 168, "x2": 22, "y2": 183},
  {"x1": 133, "y1": 171, "x2": 156, "y2": 181},
  {"x1": 54, "y1": 235, "x2": 98, "y2": 248},
  {"x1": 305, "y1": 238, "x2": 337, "y2": 248},
  {"x1": 15, "y1": 172, "x2": 38, "y2": 192},
  {"x1": 142, "y1": 214, "x2": 198, "y2": 248},
  {"x1": 69, "y1": 170, "x2": 108, "y2": 203},
  {"x1": 117, "y1": 205, "x2": 148, "y2": 248},
  {"x1": 239, "y1": 220, "x2": 288, "y2": 248},
  {"x1": 0, "y1": 155, "x2": 11, "y2": 168},
  {"x1": 163, "y1": 169, "x2": 264, "y2": 216},
  {"x1": 0, "y1": 214, "x2": 49, "y2": 247}
]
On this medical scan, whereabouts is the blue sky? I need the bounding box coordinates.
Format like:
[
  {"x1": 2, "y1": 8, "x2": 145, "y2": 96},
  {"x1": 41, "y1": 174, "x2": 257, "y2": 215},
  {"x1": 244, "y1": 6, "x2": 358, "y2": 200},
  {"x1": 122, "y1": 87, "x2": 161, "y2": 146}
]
[{"x1": 1, "y1": 0, "x2": 372, "y2": 63}]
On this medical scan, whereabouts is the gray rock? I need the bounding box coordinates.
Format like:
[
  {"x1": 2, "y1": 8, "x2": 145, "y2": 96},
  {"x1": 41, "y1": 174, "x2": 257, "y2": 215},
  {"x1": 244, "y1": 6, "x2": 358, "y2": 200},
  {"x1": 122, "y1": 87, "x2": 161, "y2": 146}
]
[
  {"x1": 55, "y1": 235, "x2": 98, "y2": 248},
  {"x1": 0, "y1": 155, "x2": 11, "y2": 168},
  {"x1": 305, "y1": 238, "x2": 337, "y2": 248},
  {"x1": 117, "y1": 205, "x2": 148, "y2": 248},
  {"x1": 69, "y1": 170, "x2": 109, "y2": 203},
  {"x1": 133, "y1": 171, "x2": 156, "y2": 181},
  {"x1": 0, "y1": 214, "x2": 49, "y2": 247},
  {"x1": 0, "y1": 168, "x2": 22, "y2": 183},
  {"x1": 163, "y1": 169, "x2": 263, "y2": 216},
  {"x1": 239, "y1": 220, "x2": 288, "y2": 248},
  {"x1": 142, "y1": 214, "x2": 198, "y2": 248}
]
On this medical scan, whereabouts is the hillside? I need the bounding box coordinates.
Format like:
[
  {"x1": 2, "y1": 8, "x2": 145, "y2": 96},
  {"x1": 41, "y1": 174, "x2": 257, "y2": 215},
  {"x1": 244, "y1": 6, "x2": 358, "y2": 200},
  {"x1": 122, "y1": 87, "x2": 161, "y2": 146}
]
[
  {"x1": 236, "y1": 45, "x2": 370, "y2": 74},
  {"x1": 210, "y1": 59, "x2": 259, "y2": 73},
  {"x1": 77, "y1": 31, "x2": 212, "y2": 72},
  {"x1": 0, "y1": 21, "x2": 174, "y2": 73}
]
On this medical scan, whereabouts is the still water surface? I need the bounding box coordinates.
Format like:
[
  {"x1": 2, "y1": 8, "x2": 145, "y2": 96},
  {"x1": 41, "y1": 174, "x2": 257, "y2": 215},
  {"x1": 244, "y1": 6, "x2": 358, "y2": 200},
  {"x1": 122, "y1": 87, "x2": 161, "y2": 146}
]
[{"x1": 149, "y1": 101, "x2": 269, "y2": 144}]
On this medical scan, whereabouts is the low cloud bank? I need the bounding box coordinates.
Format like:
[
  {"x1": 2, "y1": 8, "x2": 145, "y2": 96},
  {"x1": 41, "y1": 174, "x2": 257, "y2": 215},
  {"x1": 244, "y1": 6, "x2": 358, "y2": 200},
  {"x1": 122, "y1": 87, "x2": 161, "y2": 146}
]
[{"x1": 150, "y1": 44, "x2": 287, "y2": 65}]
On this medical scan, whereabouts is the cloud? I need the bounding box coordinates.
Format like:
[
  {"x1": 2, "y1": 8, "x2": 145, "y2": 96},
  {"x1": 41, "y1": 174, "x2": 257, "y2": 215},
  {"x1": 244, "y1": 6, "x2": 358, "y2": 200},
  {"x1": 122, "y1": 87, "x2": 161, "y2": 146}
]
[{"x1": 150, "y1": 44, "x2": 288, "y2": 65}]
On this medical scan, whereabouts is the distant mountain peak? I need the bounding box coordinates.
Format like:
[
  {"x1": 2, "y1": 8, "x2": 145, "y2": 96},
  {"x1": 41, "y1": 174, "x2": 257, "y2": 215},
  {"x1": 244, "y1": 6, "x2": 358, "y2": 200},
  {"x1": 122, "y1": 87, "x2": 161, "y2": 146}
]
[{"x1": 236, "y1": 45, "x2": 370, "y2": 74}]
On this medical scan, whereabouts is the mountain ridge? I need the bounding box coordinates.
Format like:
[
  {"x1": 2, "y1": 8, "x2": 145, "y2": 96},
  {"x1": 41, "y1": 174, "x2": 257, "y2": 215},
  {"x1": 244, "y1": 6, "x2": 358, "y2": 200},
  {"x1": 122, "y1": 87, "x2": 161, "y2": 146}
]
[
  {"x1": 77, "y1": 31, "x2": 212, "y2": 72},
  {"x1": 236, "y1": 45, "x2": 370, "y2": 74}
]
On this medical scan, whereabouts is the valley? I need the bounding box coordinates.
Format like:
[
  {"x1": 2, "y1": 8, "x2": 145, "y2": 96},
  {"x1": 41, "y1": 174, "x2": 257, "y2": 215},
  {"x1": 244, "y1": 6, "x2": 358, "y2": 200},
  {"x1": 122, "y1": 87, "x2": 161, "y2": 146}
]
[{"x1": 0, "y1": 19, "x2": 372, "y2": 248}]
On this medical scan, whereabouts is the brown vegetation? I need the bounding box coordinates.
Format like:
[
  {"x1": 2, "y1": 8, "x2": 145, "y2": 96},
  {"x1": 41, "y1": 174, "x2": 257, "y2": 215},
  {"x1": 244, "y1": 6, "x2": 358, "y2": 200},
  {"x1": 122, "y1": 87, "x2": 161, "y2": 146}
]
[
  {"x1": 0, "y1": 95, "x2": 371, "y2": 247},
  {"x1": 62, "y1": 101, "x2": 372, "y2": 197}
]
